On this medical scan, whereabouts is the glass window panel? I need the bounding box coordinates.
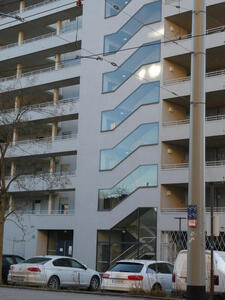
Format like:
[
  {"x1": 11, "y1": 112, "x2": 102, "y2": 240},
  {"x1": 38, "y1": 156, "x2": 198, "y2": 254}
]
[
  {"x1": 111, "y1": 262, "x2": 144, "y2": 273},
  {"x1": 101, "y1": 82, "x2": 160, "y2": 131},
  {"x1": 98, "y1": 165, "x2": 158, "y2": 210},
  {"x1": 96, "y1": 208, "x2": 157, "y2": 272},
  {"x1": 100, "y1": 123, "x2": 159, "y2": 170},
  {"x1": 105, "y1": 0, "x2": 132, "y2": 18},
  {"x1": 102, "y1": 42, "x2": 161, "y2": 93},
  {"x1": 139, "y1": 207, "x2": 157, "y2": 241},
  {"x1": 104, "y1": 1, "x2": 161, "y2": 54}
]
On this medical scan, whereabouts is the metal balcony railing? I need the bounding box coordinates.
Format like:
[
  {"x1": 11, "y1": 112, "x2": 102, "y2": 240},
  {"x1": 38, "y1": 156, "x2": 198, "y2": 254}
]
[
  {"x1": 22, "y1": 209, "x2": 75, "y2": 215},
  {"x1": 161, "y1": 207, "x2": 225, "y2": 213},
  {"x1": 0, "y1": 97, "x2": 79, "y2": 116},
  {"x1": 0, "y1": 60, "x2": 81, "y2": 84},
  {"x1": 161, "y1": 160, "x2": 225, "y2": 169},
  {"x1": 12, "y1": 133, "x2": 77, "y2": 147},
  {"x1": 164, "y1": 0, "x2": 180, "y2": 4},
  {"x1": 162, "y1": 113, "x2": 225, "y2": 126},
  {"x1": 5, "y1": 170, "x2": 76, "y2": 181},
  {"x1": 0, "y1": 20, "x2": 81, "y2": 51},
  {"x1": 164, "y1": 68, "x2": 225, "y2": 86},
  {"x1": 2, "y1": 0, "x2": 63, "y2": 18}
]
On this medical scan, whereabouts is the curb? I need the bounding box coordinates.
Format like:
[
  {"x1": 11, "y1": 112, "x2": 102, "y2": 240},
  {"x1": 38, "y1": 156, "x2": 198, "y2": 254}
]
[{"x1": 0, "y1": 285, "x2": 183, "y2": 299}]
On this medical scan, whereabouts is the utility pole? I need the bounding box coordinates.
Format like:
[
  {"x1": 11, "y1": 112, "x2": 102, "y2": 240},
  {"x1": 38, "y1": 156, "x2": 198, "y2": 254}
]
[
  {"x1": 187, "y1": 0, "x2": 206, "y2": 299},
  {"x1": 210, "y1": 183, "x2": 214, "y2": 300}
]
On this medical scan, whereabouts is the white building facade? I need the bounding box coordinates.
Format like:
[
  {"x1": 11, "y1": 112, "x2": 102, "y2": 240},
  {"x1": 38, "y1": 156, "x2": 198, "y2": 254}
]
[{"x1": 1, "y1": 0, "x2": 225, "y2": 271}]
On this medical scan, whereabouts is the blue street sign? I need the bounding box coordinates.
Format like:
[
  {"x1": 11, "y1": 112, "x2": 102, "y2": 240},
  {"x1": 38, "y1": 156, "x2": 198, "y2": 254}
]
[{"x1": 187, "y1": 205, "x2": 197, "y2": 220}]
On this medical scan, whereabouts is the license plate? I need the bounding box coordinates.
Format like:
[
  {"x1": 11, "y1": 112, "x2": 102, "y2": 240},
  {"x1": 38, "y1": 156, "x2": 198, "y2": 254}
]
[
  {"x1": 112, "y1": 279, "x2": 124, "y2": 284},
  {"x1": 13, "y1": 276, "x2": 24, "y2": 282}
]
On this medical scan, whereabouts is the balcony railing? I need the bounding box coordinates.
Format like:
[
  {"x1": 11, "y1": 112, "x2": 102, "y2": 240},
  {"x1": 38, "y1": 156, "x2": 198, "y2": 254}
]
[
  {"x1": 161, "y1": 207, "x2": 225, "y2": 213},
  {"x1": 6, "y1": 170, "x2": 76, "y2": 181},
  {"x1": 164, "y1": 68, "x2": 225, "y2": 86},
  {"x1": 162, "y1": 113, "x2": 225, "y2": 126},
  {"x1": 164, "y1": 0, "x2": 180, "y2": 4},
  {"x1": 0, "y1": 20, "x2": 81, "y2": 51},
  {"x1": 2, "y1": 0, "x2": 63, "y2": 19},
  {"x1": 13, "y1": 133, "x2": 77, "y2": 147},
  {"x1": 0, "y1": 97, "x2": 79, "y2": 116},
  {"x1": 0, "y1": 60, "x2": 80, "y2": 84},
  {"x1": 161, "y1": 160, "x2": 225, "y2": 169},
  {"x1": 22, "y1": 209, "x2": 74, "y2": 215}
]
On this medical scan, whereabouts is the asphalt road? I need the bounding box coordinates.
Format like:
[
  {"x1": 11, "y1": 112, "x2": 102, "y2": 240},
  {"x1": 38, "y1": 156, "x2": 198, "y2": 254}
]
[{"x1": 0, "y1": 287, "x2": 167, "y2": 300}]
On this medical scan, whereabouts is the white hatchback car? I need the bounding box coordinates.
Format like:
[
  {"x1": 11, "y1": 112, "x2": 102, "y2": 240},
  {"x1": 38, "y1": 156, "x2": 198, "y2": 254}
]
[
  {"x1": 8, "y1": 256, "x2": 101, "y2": 290},
  {"x1": 101, "y1": 259, "x2": 174, "y2": 293}
]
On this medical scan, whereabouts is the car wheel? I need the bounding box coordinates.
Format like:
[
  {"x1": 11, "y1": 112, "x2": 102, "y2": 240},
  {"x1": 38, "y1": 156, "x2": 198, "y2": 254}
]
[
  {"x1": 48, "y1": 276, "x2": 60, "y2": 289},
  {"x1": 89, "y1": 276, "x2": 100, "y2": 291},
  {"x1": 152, "y1": 283, "x2": 162, "y2": 291}
]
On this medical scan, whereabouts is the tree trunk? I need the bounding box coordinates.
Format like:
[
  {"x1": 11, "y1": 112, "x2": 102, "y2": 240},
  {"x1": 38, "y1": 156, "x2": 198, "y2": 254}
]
[{"x1": 0, "y1": 190, "x2": 6, "y2": 284}]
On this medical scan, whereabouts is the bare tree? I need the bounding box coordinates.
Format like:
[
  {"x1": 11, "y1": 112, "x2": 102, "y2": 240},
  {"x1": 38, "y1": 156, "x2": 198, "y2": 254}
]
[{"x1": 0, "y1": 93, "x2": 72, "y2": 283}]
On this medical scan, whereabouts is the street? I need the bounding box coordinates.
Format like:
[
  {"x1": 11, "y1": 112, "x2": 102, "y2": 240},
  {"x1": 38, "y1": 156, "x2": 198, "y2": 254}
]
[{"x1": 0, "y1": 287, "x2": 168, "y2": 300}]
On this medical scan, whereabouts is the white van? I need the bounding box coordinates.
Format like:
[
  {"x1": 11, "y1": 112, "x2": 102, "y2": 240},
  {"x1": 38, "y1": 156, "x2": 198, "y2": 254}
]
[{"x1": 172, "y1": 250, "x2": 225, "y2": 297}]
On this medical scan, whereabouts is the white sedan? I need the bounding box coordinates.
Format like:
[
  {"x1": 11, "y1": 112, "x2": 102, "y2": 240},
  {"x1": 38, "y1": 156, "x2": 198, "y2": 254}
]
[
  {"x1": 101, "y1": 259, "x2": 174, "y2": 293},
  {"x1": 8, "y1": 256, "x2": 101, "y2": 290}
]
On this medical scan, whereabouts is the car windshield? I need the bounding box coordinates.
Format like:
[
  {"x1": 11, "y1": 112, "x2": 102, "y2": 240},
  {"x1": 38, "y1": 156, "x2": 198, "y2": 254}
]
[
  {"x1": 111, "y1": 262, "x2": 143, "y2": 273},
  {"x1": 23, "y1": 257, "x2": 51, "y2": 265}
]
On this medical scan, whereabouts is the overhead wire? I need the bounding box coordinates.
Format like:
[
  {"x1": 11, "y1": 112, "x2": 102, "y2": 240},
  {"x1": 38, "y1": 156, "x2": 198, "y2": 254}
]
[
  {"x1": 0, "y1": 0, "x2": 224, "y2": 103},
  {"x1": 0, "y1": 0, "x2": 77, "y2": 27}
]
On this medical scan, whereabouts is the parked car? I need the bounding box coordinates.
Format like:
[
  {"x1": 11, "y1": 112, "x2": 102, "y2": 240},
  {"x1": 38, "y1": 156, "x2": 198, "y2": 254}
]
[
  {"x1": 8, "y1": 256, "x2": 101, "y2": 290},
  {"x1": 101, "y1": 259, "x2": 174, "y2": 293},
  {"x1": 172, "y1": 250, "x2": 225, "y2": 297},
  {"x1": 2, "y1": 254, "x2": 24, "y2": 283}
]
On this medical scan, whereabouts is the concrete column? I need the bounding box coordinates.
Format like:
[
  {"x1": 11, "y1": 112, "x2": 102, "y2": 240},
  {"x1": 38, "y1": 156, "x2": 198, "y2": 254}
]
[
  {"x1": 15, "y1": 96, "x2": 21, "y2": 109},
  {"x1": 48, "y1": 193, "x2": 54, "y2": 215},
  {"x1": 55, "y1": 54, "x2": 61, "y2": 70},
  {"x1": 11, "y1": 161, "x2": 16, "y2": 177},
  {"x1": 53, "y1": 88, "x2": 59, "y2": 105},
  {"x1": 13, "y1": 128, "x2": 18, "y2": 145},
  {"x1": 18, "y1": 31, "x2": 24, "y2": 46},
  {"x1": 52, "y1": 122, "x2": 57, "y2": 141},
  {"x1": 50, "y1": 158, "x2": 56, "y2": 174},
  {"x1": 56, "y1": 20, "x2": 62, "y2": 35},
  {"x1": 9, "y1": 195, "x2": 15, "y2": 212},
  {"x1": 16, "y1": 64, "x2": 22, "y2": 78},
  {"x1": 19, "y1": 1, "x2": 25, "y2": 13}
]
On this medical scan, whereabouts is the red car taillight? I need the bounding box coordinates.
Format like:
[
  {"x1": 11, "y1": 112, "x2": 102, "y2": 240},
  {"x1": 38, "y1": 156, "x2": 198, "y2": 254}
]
[
  {"x1": 172, "y1": 273, "x2": 176, "y2": 283},
  {"x1": 128, "y1": 275, "x2": 143, "y2": 281},
  {"x1": 102, "y1": 274, "x2": 110, "y2": 279},
  {"x1": 214, "y1": 275, "x2": 219, "y2": 286},
  {"x1": 10, "y1": 266, "x2": 14, "y2": 270},
  {"x1": 27, "y1": 267, "x2": 41, "y2": 272}
]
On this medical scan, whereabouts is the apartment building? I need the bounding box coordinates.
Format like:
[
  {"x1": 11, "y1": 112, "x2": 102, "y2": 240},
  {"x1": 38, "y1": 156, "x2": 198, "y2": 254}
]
[{"x1": 1, "y1": 0, "x2": 225, "y2": 272}]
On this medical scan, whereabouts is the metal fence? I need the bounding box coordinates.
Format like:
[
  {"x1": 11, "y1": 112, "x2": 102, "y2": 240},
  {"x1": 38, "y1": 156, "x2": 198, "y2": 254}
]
[{"x1": 161, "y1": 231, "x2": 225, "y2": 263}]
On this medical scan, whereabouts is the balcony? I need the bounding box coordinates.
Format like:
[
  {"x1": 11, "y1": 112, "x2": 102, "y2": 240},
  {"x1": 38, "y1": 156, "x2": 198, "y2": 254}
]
[
  {"x1": 160, "y1": 161, "x2": 225, "y2": 184},
  {"x1": 161, "y1": 113, "x2": 225, "y2": 141},
  {"x1": 164, "y1": 0, "x2": 224, "y2": 18},
  {"x1": 162, "y1": 68, "x2": 225, "y2": 99},
  {"x1": 0, "y1": 61, "x2": 81, "y2": 94},
  {"x1": 163, "y1": 25, "x2": 225, "y2": 58},
  {"x1": 7, "y1": 133, "x2": 78, "y2": 158},
  {"x1": 0, "y1": 0, "x2": 82, "y2": 31},
  {"x1": 0, "y1": 97, "x2": 79, "y2": 125},
  {"x1": 7, "y1": 170, "x2": 76, "y2": 192},
  {"x1": 0, "y1": 22, "x2": 82, "y2": 64}
]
